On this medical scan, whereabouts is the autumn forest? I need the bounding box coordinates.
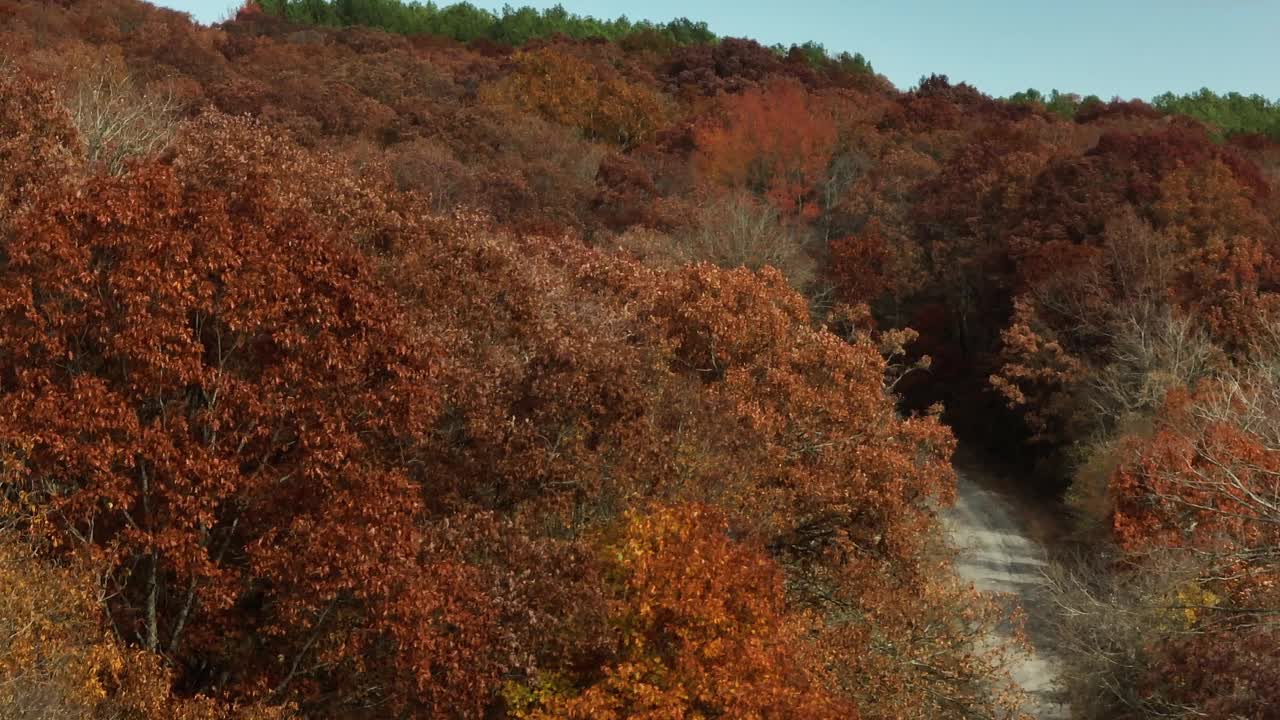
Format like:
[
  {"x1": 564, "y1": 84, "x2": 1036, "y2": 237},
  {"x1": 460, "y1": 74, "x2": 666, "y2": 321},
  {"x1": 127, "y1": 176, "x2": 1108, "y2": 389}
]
[{"x1": 0, "y1": 1, "x2": 1277, "y2": 718}]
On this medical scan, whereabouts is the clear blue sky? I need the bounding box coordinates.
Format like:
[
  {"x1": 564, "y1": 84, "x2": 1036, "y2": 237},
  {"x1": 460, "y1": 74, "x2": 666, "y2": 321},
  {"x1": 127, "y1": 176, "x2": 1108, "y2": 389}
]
[{"x1": 156, "y1": 0, "x2": 1279, "y2": 100}]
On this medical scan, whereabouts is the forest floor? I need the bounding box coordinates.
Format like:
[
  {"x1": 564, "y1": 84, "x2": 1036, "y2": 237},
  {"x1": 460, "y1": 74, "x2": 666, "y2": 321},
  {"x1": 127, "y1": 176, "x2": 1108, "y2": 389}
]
[{"x1": 944, "y1": 460, "x2": 1071, "y2": 719}]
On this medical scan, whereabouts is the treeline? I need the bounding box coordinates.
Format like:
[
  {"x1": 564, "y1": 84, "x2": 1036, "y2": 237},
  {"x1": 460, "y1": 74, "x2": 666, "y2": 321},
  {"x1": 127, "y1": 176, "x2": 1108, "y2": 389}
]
[
  {"x1": 1007, "y1": 86, "x2": 1280, "y2": 139},
  {"x1": 255, "y1": 0, "x2": 716, "y2": 45},
  {"x1": 255, "y1": 2, "x2": 1275, "y2": 139},
  {"x1": 1153, "y1": 87, "x2": 1280, "y2": 140},
  {"x1": 252, "y1": 0, "x2": 873, "y2": 74},
  {"x1": 1005, "y1": 87, "x2": 1099, "y2": 119}
]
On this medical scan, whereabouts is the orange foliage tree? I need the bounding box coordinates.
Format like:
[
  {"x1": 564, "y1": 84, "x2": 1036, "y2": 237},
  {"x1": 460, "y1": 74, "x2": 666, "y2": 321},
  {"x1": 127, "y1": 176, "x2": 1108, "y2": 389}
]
[
  {"x1": 695, "y1": 77, "x2": 838, "y2": 218},
  {"x1": 508, "y1": 504, "x2": 854, "y2": 719},
  {"x1": 480, "y1": 44, "x2": 671, "y2": 148}
]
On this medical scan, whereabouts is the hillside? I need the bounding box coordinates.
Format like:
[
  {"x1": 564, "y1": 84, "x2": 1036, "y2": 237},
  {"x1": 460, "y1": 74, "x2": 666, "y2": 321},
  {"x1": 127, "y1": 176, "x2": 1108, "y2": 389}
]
[{"x1": 0, "y1": 1, "x2": 1277, "y2": 718}]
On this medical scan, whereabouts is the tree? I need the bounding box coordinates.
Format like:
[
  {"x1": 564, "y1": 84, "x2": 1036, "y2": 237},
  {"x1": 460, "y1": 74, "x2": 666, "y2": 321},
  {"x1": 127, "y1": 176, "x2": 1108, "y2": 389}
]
[
  {"x1": 67, "y1": 61, "x2": 180, "y2": 174},
  {"x1": 386, "y1": 209, "x2": 1012, "y2": 717},
  {"x1": 1040, "y1": 364, "x2": 1280, "y2": 720},
  {"x1": 507, "y1": 504, "x2": 854, "y2": 719},
  {"x1": 0, "y1": 70, "x2": 81, "y2": 222},
  {"x1": 992, "y1": 125, "x2": 1277, "y2": 450},
  {"x1": 1005, "y1": 88, "x2": 1081, "y2": 119},
  {"x1": 914, "y1": 123, "x2": 1055, "y2": 356},
  {"x1": 0, "y1": 114, "x2": 502, "y2": 716},
  {"x1": 0, "y1": 518, "x2": 287, "y2": 719},
  {"x1": 663, "y1": 37, "x2": 788, "y2": 96},
  {"x1": 1152, "y1": 88, "x2": 1280, "y2": 141},
  {"x1": 695, "y1": 77, "x2": 838, "y2": 218},
  {"x1": 619, "y1": 192, "x2": 818, "y2": 289},
  {"x1": 828, "y1": 218, "x2": 923, "y2": 306},
  {"x1": 480, "y1": 45, "x2": 671, "y2": 148},
  {"x1": 1111, "y1": 377, "x2": 1280, "y2": 557}
]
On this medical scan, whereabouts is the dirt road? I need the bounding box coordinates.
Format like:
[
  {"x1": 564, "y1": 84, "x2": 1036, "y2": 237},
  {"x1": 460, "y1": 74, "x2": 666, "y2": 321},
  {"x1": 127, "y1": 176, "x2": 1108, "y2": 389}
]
[{"x1": 944, "y1": 472, "x2": 1069, "y2": 718}]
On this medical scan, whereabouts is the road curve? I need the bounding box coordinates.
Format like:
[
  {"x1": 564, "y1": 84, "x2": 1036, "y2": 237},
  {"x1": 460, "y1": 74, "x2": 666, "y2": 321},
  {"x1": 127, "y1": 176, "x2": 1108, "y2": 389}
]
[{"x1": 944, "y1": 472, "x2": 1069, "y2": 719}]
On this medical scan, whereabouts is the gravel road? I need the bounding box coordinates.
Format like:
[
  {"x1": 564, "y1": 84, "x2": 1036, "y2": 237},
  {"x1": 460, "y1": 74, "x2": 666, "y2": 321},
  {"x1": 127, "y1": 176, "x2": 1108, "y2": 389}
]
[{"x1": 944, "y1": 472, "x2": 1070, "y2": 719}]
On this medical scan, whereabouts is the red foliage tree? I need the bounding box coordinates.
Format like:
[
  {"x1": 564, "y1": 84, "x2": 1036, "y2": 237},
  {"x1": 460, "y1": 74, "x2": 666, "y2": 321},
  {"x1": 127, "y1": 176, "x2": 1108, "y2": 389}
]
[
  {"x1": 0, "y1": 70, "x2": 81, "y2": 220},
  {"x1": 1105, "y1": 373, "x2": 1280, "y2": 720},
  {"x1": 695, "y1": 77, "x2": 838, "y2": 218},
  {"x1": 663, "y1": 37, "x2": 788, "y2": 96},
  {"x1": 0, "y1": 114, "x2": 503, "y2": 716}
]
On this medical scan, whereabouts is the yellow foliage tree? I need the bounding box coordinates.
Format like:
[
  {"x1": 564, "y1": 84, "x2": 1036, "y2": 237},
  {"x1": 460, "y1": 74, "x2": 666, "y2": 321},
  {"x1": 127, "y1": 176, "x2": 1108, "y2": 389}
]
[{"x1": 0, "y1": 527, "x2": 289, "y2": 720}]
